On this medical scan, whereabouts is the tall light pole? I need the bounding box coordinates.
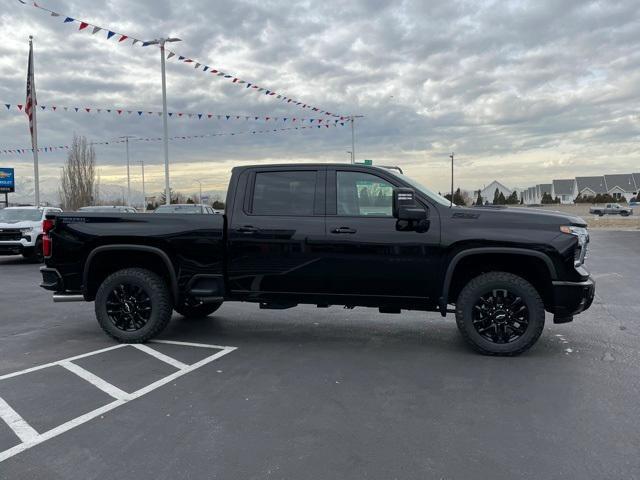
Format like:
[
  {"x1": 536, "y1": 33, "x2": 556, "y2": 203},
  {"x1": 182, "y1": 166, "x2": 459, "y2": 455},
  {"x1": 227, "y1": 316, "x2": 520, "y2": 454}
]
[
  {"x1": 449, "y1": 152, "x2": 454, "y2": 207},
  {"x1": 195, "y1": 179, "x2": 204, "y2": 203},
  {"x1": 350, "y1": 116, "x2": 355, "y2": 164},
  {"x1": 119, "y1": 136, "x2": 136, "y2": 207},
  {"x1": 139, "y1": 160, "x2": 146, "y2": 211},
  {"x1": 144, "y1": 36, "x2": 182, "y2": 205}
]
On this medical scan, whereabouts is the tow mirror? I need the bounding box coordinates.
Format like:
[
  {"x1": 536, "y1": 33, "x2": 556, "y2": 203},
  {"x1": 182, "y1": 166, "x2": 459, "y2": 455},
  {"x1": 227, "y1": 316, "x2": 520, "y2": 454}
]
[{"x1": 393, "y1": 188, "x2": 427, "y2": 221}]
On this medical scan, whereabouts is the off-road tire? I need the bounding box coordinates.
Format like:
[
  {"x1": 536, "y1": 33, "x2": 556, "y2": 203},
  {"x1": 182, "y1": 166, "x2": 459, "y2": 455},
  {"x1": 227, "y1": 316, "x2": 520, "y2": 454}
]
[
  {"x1": 174, "y1": 302, "x2": 222, "y2": 318},
  {"x1": 455, "y1": 271, "x2": 545, "y2": 356},
  {"x1": 95, "y1": 268, "x2": 173, "y2": 343}
]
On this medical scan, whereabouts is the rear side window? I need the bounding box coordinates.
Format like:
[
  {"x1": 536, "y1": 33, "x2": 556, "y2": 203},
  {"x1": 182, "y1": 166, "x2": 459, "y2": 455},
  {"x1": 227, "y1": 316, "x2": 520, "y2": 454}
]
[{"x1": 252, "y1": 171, "x2": 316, "y2": 216}]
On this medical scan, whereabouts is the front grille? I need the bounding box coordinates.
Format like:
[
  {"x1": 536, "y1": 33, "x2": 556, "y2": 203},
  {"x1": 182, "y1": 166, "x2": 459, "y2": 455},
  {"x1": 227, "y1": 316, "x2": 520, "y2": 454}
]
[{"x1": 0, "y1": 229, "x2": 21, "y2": 241}]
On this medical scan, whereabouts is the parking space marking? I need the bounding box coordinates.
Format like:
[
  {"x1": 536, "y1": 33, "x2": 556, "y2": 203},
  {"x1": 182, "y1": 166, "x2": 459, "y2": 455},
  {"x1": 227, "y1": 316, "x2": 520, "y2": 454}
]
[
  {"x1": 0, "y1": 340, "x2": 237, "y2": 463},
  {"x1": 59, "y1": 361, "x2": 130, "y2": 401},
  {"x1": 131, "y1": 344, "x2": 189, "y2": 370},
  {"x1": 0, "y1": 397, "x2": 39, "y2": 444}
]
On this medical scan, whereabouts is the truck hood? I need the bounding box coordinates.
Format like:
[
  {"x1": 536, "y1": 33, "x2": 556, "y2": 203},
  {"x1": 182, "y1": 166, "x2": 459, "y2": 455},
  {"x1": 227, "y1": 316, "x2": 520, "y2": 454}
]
[
  {"x1": 462, "y1": 206, "x2": 587, "y2": 227},
  {"x1": 0, "y1": 221, "x2": 41, "y2": 229}
]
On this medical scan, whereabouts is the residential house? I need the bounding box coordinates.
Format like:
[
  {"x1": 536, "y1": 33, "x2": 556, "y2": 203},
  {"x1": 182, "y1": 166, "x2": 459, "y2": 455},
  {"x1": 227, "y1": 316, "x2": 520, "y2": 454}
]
[
  {"x1": 575, "y1": 176, "x2": 606, "y2": 199},
  {"x1": 527, "y1": 186, "x2": 538, "y2": 204},
  {"x1": 537, "y1": 184, "x2": 552, "y2": 202},
  {"x1": 480, "y1": 180, "x2": 512, "y2": 204},
  {"x1": 604, "y1": 174, "x2": 637, "y2": 202},
  {"x1": 552, "y1": 179, "x2": 576, "y2": 204}
]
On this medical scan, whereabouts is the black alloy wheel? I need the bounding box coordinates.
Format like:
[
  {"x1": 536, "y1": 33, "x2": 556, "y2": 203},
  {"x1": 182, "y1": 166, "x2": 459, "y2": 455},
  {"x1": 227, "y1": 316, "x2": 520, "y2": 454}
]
[
  {"x1": 455, "y1": 271, "x2": 545, "y2": 356},
  {"x1": 95, "y1": 268, "x2": 173, "y2": 342},
  {"x1": 106, "y1": 283, "x2": 153, "y2": 332},
  {"x1": 471, "y1": 289, "x2": 529, "y2": 344}
]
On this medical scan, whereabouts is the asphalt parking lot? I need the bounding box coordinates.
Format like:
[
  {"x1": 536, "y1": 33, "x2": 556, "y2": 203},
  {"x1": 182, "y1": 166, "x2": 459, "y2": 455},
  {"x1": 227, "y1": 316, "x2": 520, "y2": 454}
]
[{"x1": 0, "y1": 230, "x2": 638, "y2": 479}]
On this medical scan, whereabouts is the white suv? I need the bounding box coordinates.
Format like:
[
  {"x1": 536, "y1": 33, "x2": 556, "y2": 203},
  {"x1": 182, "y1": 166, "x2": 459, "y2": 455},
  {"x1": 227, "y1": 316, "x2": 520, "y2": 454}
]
[{"x1": 0, "y1": 206, "x2": 62, "y2": 261}]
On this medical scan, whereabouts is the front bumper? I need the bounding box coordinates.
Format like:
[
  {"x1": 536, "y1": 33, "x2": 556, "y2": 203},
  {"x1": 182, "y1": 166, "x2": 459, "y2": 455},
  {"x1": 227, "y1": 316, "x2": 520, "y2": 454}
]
[
  {"x1": 551, "y1": 277, "x2": 595, "y2": 323},
  {"x1": 0, "y1": 238, "x2": 35, "y2": 255},
  {"x1": 0, "y1": 243, "x2": 25, "y2": 255}
]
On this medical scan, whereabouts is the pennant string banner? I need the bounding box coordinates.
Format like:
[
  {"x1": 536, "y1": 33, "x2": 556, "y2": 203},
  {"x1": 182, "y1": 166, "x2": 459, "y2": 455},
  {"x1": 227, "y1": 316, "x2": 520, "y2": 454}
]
[
  {"x1": 0, "y1": 121, "x2": 347, "y2": 155},
  {"x1": 17, "y1": 0, "x2": 341, "y2": 117},
  {"x1": 2, "y1": 101, "x2": 349, "y2": 123}
]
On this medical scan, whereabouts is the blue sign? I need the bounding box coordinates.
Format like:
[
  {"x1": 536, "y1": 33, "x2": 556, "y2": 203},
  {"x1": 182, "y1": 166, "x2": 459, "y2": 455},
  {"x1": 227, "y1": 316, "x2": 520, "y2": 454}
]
[{"x1": 0, "y1": 168, "x2": 15, "y2": 193}]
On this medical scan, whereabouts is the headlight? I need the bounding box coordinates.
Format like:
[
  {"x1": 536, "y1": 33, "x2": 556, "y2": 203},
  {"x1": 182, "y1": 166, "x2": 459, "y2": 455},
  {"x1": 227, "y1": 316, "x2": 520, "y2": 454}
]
[
  {"x1": 560, "y1": 226, "x2": 589, "y2": 266},
  {"x1": 20, "y1": 228, "x2": 33, "y2": 235}
]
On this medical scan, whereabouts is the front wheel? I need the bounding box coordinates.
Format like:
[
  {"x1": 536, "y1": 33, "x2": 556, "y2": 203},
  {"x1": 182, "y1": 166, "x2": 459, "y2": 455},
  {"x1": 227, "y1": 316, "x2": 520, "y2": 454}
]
[
  {"x1": 95, "y1": 268, "x2": 173, "y2": 342},
  {"x1": 174, "y1": 302, "x2": 222, "y2": 318},
  {"x1": 455, "y1": 272, "x2": 545, "y2": 356}
]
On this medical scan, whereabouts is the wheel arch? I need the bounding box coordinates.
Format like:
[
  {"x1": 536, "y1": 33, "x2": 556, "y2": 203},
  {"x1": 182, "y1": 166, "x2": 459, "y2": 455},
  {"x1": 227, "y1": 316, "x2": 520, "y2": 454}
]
[
  {"x1": 440, "y1": 247, "x2": 557, "y2": 316},
  {"x1": 83, "y1": 245, "x2": 179, "y2": 302}
]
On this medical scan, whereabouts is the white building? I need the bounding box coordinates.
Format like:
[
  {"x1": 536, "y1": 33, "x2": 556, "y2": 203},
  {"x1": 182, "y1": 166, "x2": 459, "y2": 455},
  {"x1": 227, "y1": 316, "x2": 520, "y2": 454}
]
[
  {"x1": 575, "y1": 176, "x2": 606, "y2": 199},
  {"x1": 604, "y1": 174, "x2": 637, "y2": 202},
  {"x1": 479, "y1": 180, "x2": 512, "y2": 204},
  {"x1": 551, "y1": 179, "x2": 576, "y2": 204}
]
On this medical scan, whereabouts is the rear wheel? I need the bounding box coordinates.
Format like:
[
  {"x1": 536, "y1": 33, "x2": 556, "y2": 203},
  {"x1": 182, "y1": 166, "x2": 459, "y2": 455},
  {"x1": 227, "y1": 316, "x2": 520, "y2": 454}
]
[
  {"x1": 455, "y1": 272, "x2": 545, "y2": 356},
  {"x1": 95, "y1": 268, "x2": 173, "y2": 342},
  {"x1": 175, "y1": 302, "x2": 222, "y2": 318}
]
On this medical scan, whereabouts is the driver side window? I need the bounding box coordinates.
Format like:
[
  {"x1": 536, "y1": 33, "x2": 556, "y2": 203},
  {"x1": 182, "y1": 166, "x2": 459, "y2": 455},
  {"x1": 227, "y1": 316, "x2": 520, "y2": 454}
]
[{"x1": 336, "y1": 171, "x2": 394, "y2": 217}]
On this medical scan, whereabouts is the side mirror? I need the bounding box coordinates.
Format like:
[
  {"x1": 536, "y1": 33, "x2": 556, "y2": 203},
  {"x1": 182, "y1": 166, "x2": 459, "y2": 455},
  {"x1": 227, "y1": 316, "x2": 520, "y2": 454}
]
[{"x1": 393, "y1": 188, "x2": 427, "y2": 221}]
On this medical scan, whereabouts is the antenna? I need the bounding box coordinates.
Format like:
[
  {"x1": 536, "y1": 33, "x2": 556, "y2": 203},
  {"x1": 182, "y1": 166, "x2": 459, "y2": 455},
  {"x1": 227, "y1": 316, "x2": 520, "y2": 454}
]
[{"x1": 449, "y1": 152, "x2": 454, "y2": 207}]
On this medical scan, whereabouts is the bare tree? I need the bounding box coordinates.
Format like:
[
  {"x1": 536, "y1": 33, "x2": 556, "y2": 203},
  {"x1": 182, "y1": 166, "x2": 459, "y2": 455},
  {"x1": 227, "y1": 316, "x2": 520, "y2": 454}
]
[{"x1": 59, "y1": 135, "x2": 96, "y2": 210}]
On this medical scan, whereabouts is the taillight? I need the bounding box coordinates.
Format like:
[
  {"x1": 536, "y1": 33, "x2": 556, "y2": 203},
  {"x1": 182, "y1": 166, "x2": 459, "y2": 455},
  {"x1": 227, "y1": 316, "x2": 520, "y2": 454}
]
[
  {"x1": 42, "y1": 235, "x2": 52, "y2": 257},
  {"x1": 42, "y1": 218, "x2": 55, "y2": 258},
  {"x1": 43, "y1": 219, "x2": 55, "y2": 234}
]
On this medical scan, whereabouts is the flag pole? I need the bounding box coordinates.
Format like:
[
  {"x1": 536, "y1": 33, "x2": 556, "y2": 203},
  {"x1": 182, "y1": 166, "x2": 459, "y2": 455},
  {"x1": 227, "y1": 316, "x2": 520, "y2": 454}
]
[{"x1": 28, "y1": 36, "x2": 40, "y2": 206}]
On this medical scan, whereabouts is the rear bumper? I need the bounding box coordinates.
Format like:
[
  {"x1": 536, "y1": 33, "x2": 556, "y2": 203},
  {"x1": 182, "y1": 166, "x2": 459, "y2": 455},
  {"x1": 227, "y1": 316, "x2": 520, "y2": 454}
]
[
  {"x1": 40, "y1": 267, "x2": 63, "y2": 291},
  {"x1": 550, "y1": 277, "x2": 595, "y2": 322},
  {"x1": 40, "y1": 267, "x2": 86, "y2": 302}
]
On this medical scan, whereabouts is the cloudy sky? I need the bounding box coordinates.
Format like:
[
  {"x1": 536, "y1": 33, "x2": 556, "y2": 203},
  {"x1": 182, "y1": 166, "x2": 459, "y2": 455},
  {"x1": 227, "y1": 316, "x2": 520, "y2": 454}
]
[{"x1": 1, "y1": 0, "x2": 639, "y2": 203}]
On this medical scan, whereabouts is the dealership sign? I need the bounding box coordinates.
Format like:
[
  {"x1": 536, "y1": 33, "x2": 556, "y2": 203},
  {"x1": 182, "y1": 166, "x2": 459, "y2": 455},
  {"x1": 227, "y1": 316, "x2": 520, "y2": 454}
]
[{"x1": 0, "y1": 168, "x2": 15, "y2": 193}]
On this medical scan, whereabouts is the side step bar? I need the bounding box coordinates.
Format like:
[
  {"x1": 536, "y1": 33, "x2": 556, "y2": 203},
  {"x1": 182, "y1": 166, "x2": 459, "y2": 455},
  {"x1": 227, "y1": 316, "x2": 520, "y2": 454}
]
[{"x1": 53, "y1": 294, "x2": 85, "y2": 303}]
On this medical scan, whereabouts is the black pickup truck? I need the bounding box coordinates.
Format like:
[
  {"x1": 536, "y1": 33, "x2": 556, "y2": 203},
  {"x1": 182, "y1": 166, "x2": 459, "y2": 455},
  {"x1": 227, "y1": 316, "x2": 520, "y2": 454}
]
[{"x1": 40, "y1": 164, "x2": 595, "y2": 355}]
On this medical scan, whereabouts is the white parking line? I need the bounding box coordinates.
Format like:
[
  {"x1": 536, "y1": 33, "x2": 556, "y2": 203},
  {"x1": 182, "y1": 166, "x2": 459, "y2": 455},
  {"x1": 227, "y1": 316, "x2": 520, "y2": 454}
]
[
  {"x1": 131, "y1": 344, "x2": 188, "y2": 370},
  {"x1": 0, "y1": 340, "x2": 237, "y2": 463},
  {"x1": 0, "y1": 397, "x2": 39, "y2": 444},
  {"x1": 59, "y1": 361, "x2": 130, "y2": 401}
]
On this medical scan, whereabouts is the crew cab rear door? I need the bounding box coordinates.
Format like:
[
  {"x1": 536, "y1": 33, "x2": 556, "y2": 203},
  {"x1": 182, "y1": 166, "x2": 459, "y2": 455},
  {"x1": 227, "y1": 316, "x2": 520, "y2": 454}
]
[
  {"x1": 226, "y1": 166, "x2": 326, "y2": 297},
  {"x1": 323, "y1": 167, "x2": 441, "y2": 302}
]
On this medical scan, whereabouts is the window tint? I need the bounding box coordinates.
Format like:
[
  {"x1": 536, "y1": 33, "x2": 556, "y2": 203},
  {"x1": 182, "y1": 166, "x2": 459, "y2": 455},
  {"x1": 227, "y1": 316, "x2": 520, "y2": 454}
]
[
  {"x1": 337, "y1": 171, "x2": 394, "y2": 217},
  {"x1": 252, "y1": 171, "x2": 316, "y2": 216}
]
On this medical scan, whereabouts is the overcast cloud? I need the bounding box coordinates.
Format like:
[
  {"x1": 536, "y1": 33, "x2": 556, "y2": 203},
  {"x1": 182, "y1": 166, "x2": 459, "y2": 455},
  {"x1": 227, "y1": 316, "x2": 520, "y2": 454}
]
[{"x1": 1, "y1": 0, "x2": 639, "y2": 202}]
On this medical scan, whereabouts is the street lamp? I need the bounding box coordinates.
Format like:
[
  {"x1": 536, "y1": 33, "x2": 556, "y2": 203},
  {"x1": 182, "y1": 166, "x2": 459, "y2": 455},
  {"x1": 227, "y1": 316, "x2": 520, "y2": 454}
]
[
  {"x1": 118, "y1": 135, "x2": 136, "y2": 207},
  {"x1": 346, "y1": 151, "x2": 353, "y2": 163},
  {"x1": 143, "y1": 36, "x2": 182, "y2": 205},
  {"x1": 139, "y1": 160, "x2": 146, "y2": 211},
  {"x1": 194, "y1": 179, "x2": 205, "y2": 203}
]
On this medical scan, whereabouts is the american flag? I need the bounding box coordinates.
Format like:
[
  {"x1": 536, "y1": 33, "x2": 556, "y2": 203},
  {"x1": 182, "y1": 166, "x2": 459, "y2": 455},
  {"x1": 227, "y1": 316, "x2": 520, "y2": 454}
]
[{"x1": 25, "y1": 38, "x2": 37, "y2": 144}]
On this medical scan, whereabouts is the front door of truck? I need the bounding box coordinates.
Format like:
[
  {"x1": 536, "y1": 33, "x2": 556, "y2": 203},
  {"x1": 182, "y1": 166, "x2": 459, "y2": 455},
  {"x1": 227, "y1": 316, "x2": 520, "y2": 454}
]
[
  {"x1": 323, "y1": 168, "x2": 441, "y2": 302},
  {"x1": 227, "y1": 167, "x2": 326, "y2": 297}
]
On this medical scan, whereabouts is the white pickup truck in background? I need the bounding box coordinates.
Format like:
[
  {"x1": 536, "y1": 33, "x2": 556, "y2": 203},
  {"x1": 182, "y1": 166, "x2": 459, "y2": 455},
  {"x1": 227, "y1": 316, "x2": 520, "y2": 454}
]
[
  {"x1": 589, "y1": 203, "x2": 633, "y2": 216},
  {"x1": 0, "y1": 206, "x2": 62, "y2": 261}
]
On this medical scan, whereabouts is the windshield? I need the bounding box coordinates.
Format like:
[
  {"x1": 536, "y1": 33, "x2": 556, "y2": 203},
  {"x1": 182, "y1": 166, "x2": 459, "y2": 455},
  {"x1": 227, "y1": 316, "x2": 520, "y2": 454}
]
[
  {"x1": 154, "y1": 205, "x2": 203, "y2": 214},
  {"x1": 0, "y1": 208, "x2": 42, "y2": 223},
  {"x1": 386, "y1": 170, "x2": 454, "y2": 207}
]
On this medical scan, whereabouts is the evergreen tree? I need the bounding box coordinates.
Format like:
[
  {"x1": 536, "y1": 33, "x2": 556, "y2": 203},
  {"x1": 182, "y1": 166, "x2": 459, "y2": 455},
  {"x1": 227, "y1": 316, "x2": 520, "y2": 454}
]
[
  {"x1": 493, "y1": 188, "x2": 500, "y2": 205},
  {"x1": 475, "y1": 191, "x2": 483, "y2": 206},
  {"x1": 497, "y1": 192, "x2": 507, "y2": 204}
]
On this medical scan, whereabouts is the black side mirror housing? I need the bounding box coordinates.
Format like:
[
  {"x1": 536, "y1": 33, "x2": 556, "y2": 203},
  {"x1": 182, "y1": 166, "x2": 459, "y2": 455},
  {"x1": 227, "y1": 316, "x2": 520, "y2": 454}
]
[{"x1": 393, "y1": 188, "x2": 427, "y2": 221}]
